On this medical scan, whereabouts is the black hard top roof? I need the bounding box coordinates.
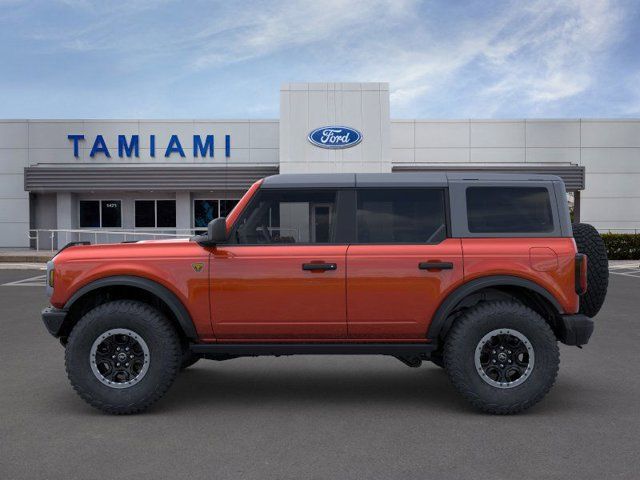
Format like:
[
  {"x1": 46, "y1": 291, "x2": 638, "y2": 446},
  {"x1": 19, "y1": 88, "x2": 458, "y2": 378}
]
[{"x1": 261, "y1": 172, "x2": 563, "y2": 189}]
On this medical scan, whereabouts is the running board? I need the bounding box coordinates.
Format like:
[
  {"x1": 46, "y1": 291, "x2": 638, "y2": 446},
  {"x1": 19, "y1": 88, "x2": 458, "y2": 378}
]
[{"x1": 190, "y1": 342, "x2": 436, "y2": 357}]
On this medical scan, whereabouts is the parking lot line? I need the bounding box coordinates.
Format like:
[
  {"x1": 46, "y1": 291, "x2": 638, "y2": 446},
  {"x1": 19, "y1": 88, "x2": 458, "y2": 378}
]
[{"x1": 1, "y1": 274, "x2": 46, "y2": 287}]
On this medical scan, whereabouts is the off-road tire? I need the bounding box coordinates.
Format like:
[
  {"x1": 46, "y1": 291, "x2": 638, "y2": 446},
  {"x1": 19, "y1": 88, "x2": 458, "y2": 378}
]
[
  {"x1": 444, "y1": 301, "x2": 560, "y2": 414},
  {"x1": 65, "y1": 300, "x2": 181, "y2": 414},
  {"x1": 572, "y1": 222, "x2": 609, "y2": 317}
]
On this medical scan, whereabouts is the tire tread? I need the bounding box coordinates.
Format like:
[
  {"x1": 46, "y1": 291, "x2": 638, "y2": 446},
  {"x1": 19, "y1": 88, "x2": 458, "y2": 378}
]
[
  {"x1": 65, "y1": 300, "x2": 181, "y2": 415},
  {"x1": 444, "y1": 300, "x2": 559, "y2": 415}
]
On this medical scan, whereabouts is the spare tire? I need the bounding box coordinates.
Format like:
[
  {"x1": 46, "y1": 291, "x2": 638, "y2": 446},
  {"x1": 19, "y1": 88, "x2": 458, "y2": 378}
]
[{"x1": 572, "y1": 223, "x2": 609, "y2": 317}]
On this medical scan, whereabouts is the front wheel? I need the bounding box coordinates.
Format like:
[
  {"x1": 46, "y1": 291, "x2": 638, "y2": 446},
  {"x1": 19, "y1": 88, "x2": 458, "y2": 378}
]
[
  {"x1": 443, "y1": 301, "x2": 559, "y2": 414},
  {"x1": 65, "y1": 300, "x2": 181, "y2": 414}
]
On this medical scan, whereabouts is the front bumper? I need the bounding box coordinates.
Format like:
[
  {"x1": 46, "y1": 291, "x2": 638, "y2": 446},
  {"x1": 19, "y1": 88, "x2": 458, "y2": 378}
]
[
  {"x1": 42, "y1": 307, "x2": 67, "y2": 337},
  {"x1": 558, "y1": 314, "x2": 594, "y2": 346}
]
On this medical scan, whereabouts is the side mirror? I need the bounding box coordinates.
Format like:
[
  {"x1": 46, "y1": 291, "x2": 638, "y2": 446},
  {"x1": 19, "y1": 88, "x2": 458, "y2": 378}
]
[{"x1": 206, "y1": 217, "x2": 228, "y2": 245}]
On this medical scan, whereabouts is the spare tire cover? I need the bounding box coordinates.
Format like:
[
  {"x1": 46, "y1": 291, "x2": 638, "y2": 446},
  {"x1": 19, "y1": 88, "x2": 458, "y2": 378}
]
[{"x1": 572, "y1": 223, "x2": 609, "y2": 317}]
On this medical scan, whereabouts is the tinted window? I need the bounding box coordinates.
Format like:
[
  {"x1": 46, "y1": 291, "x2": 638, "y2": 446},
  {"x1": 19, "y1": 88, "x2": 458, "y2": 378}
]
[
  {"x1": 220, "y1": 199, "x2": 239, "y2": 217},
  {"x1": 135, "y1": 201, "x2": 155, "y2": 228},
  {"x1": 101, "y1": 201, "x2": 121, "y2": 228},
  {"x1": 466, "y1": 187, "x2": 554, "y2": 233},
  {"x1": 356, "y1": 189, "x2": 447, "y2": 243},
  {"x1": 80, "y1": 200, "x2": 121, "y2": 228},
  {"x1": 194, "y1": 200, "x2": 219, "y2": 228},
  {"x1": 79, "y1": 201, "x2": 100, "y2": 228},
  {"x1": 233, "y1": 190, "x2": 337, "y2": 244},
  {"x1": 156, "y1": 200, "x2": 176, "y2": 228}
]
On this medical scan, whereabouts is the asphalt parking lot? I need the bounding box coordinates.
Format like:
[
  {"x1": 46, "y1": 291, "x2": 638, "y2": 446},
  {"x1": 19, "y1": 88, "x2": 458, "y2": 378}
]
[{"x1": 1, "y1": 268, "x2": 639, "y2": 480}]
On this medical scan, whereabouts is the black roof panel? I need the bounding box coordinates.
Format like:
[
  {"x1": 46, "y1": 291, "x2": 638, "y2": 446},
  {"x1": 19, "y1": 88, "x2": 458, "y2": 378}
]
[{"x1": 261, "y1": 172, "x2": 561, "y2": 189}]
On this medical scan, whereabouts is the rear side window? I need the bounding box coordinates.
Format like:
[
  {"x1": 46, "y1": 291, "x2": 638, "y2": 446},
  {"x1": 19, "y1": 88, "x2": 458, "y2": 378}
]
[
  {"x1": 356, "y1": 189, "x2": 447, "y2": 243},
  {"x1": 466, "y1": 187, "x2": 554, "y2": 233}
]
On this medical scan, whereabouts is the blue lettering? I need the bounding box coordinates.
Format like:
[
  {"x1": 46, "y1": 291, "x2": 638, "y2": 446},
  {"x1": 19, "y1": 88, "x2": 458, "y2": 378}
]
[
  {"x1": 89, "y1": 135, "x2": 111, "y2": 158},
  {"x1": 165, "y1": 134, "x2": 185, "y2": 158},
  {"x1": 150, "y1": 135, "x2": 155, "y2": 157},
  {"x1": 193, "y1": 135, "x2": 214, "y2": 157},
  {"x1": 118, "y1": 135, "x2": 139, "y2": 157},
  {"x1": 67, "y1": 134, "x2": 84, "y2": 158},
  {"x1": 225, "y1": 134, "x2": 230, "y2": 158}
]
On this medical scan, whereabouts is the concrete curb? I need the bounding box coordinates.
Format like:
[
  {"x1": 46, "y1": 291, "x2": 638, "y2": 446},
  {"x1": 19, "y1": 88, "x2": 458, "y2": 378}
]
[{"x1": 0, "y1": 255, "x2": 54, "y2": 263}]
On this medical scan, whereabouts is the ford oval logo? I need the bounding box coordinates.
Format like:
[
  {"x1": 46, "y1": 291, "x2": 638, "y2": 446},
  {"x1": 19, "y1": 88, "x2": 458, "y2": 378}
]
[{"x1": 308, "y1": 126, "x2": 362, "y2": 149}]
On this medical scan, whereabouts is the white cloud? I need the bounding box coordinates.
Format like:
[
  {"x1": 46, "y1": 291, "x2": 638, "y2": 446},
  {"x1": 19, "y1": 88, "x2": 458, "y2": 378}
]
[
  {"x1": 3, "y1": 0, "x2": 632, "y2": 117},
  {"x1": 358, "y1": 0, "x2": 625, "y2": 116}
]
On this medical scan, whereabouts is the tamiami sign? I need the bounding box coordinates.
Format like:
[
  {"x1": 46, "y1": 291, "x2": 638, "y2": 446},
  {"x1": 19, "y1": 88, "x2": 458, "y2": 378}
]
[{"x1": 67, "y1": 134, "x2": 232, "y2": 158}]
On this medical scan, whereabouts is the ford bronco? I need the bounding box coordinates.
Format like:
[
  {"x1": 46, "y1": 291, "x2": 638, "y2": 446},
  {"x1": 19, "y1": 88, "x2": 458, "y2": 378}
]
[{"x1": 41, "y1": 173, "x2": 609, "y2": 414}]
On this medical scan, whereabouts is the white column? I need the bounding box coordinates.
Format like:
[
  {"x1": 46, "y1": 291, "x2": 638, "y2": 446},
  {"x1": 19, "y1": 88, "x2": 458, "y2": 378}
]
[
  {"x1": 279, "y1": 82, "x2": 391, "y2": 173},
  {"x1": 175, "y1": 192, "x2": 191, "y2": 231}
]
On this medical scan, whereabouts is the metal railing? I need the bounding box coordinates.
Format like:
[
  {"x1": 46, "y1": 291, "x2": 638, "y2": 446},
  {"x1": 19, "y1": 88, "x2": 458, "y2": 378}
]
[
  {"x1": 27, "y1": 228, "x2": 198, "y2": 251},
  {"x1": 598, "y1": 229, "x2": 640, "y2": 234}
]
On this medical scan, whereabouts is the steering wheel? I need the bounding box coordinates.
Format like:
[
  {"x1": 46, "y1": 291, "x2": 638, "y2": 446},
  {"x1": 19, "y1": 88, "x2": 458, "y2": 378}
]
[{"x1": 259, "y1": 225, "x2": 272, "y2": 243}]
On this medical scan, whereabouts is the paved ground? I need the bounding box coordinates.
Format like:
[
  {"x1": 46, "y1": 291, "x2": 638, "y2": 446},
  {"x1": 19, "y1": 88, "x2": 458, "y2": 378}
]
[{"x1": 1, "y1": 269, "x2": 639, "y2": 480}]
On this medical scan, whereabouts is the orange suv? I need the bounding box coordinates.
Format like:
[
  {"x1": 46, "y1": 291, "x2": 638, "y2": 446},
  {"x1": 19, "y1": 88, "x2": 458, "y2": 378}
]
[{"x1": 42, "y1": 173, "x2": 609, "y2": 414}]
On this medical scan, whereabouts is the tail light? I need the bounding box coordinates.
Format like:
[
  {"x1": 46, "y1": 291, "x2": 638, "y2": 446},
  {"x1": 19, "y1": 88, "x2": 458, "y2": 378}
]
[{"x1": 575, "y1": 254, "x2": 588, "y2": 295}]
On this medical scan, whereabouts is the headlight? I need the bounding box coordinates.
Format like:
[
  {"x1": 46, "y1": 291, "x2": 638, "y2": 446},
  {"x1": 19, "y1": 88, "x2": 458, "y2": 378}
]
[{"x1": 46, "y1": 260, "x2": 54, "y2": 297}]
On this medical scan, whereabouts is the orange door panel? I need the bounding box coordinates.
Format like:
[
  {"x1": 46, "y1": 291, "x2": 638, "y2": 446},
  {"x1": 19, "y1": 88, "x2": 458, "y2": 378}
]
[
  {"x1": 346, "y1": 239, "x2": 464, "y2": 339},
  {"x1": 210, "y1": 245, "x2": 348, "y2": 339}
]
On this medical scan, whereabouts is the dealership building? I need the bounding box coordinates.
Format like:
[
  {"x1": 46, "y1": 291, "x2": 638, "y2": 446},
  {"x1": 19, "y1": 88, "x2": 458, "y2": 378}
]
[{"x1": 0, "y1": 82, "x2": 638, "y2": 248}]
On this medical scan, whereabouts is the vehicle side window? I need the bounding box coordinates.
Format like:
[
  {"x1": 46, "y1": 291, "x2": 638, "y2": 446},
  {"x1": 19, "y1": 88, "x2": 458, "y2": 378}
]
[
  {"x1": 356, "y1": 188, "x2": 447, "y2": 244},
  {"x1": 466, "y1": 187, "x2": 554, "y2": 233},
  {"x1": 232, "y1": 189, "x2": 338, "y2": 244}
]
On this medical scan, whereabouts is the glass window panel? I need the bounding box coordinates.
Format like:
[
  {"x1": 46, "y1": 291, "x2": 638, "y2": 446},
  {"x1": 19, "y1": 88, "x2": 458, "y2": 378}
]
[
  {"x1": 101, "y1": 200, "x2": 122, "y2": 228},
  {"x1": 356, "y1": 189, "x2": 446, "y2": 244},
  {"x1": 466, "y1": 187, "x2": 554, "y2": 233},
  {"x1": 135, "y1": 201, "x2": 155, "y2": 228},
  {"x1": 156, "y1": 200, "x2": 176, "y2": 228},
  {"x1": 233, "y1": 190, "x2": 337, "y2": 244},
  {"x1": 79, "y1": 201, "x2": 100, "y2": 228},
  {"x1": 194, "y1": 200, "x2": 219, "y2": 228},
  {"x1": 220, "y1": 199, "x2": 239, "y2": 217}
]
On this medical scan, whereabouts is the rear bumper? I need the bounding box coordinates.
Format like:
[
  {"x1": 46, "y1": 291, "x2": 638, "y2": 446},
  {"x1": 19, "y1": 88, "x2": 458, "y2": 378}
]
[
  {"x1": 558, "y1": 314, "x2": 594, "y2": 346},
  {"x1": 42, "y1": 307, "x2": 67, "y2": 337}
]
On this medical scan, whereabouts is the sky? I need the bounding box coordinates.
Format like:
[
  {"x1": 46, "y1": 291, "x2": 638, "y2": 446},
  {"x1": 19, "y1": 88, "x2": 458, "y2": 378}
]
[{"x1": 0, "y1": 0, "x2": 639, "y2": 119}]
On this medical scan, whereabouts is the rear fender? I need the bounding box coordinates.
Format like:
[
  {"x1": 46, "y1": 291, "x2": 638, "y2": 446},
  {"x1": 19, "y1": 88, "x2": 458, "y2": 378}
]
[{"x1": 427, "y1": 275, "x2": 564, "y2": 340}]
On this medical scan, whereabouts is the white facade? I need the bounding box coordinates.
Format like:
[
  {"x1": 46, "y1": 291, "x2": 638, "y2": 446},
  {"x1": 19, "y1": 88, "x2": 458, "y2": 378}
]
[
  {"x1": 390, "y1": 118, "x2": 640, "y2": 231},
  {"x1": 0, "y1": 82, "x2": 639, "y2": 248},
  {"x1": 280, "y1": 83, "x2": 390, "y2": 173}
]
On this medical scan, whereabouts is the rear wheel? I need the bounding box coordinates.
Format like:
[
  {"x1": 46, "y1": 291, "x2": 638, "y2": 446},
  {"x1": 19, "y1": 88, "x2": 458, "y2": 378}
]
[
  {"x1": 65, "y1": 300, "x2": 181, "y2": 414},
  {"x1": 572, "y1": 222, "x2": 609, "y2": 317},
  {"x1": 444, "y1": 301, "x2": 559, "y2": 414}
]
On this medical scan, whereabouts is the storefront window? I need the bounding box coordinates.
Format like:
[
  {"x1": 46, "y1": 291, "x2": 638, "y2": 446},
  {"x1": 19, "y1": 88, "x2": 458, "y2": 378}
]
[
  {"x1": 194, "y1": 200, "x2": 219, "y2": 228},
  {"x1": 220, "y1": 199, "x2": 239, "y2": 217},
  {"x1": 135, "y1": 200, "x2": 176, "y2": 228},
  {"x1": 194, "y1": 199, "x2": 240, "y2": 230},
  {"x1": 79, "y1": 200, "x2": 122, "y2": 228},
  {"x1": 157, "y1": 200, "x2": 176, "y2": 228},
  {"x1": 135, "y1": 201, "x2": 155, "y2": 228}
]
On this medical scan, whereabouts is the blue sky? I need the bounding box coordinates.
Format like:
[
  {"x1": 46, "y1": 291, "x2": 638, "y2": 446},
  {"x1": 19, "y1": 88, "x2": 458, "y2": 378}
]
[{"x1": 1, "y1": 0, "x2": 639, "y2": 119}]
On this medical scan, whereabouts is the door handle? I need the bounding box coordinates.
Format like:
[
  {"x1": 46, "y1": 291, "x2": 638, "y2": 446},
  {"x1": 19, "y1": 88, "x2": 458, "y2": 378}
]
[
  {"x1": 419, "y1": 261, "x2": 453, "y2": 271},
  {"x1": 302, "y1": 263, "x2": 337, "y2": 271}
]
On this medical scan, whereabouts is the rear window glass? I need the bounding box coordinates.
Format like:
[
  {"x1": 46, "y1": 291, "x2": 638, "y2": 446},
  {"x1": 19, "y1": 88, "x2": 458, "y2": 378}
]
[
  {"x1": 466, "y1": 187, "x2": 554, "y2": 233},
  {"x1": 356, "y1": 188, "x2": 447, "y2": 243}
]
